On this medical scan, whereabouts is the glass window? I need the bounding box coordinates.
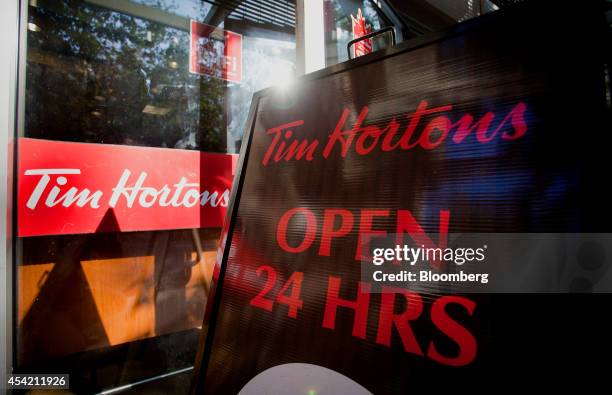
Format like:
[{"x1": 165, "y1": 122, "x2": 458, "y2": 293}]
[
  {"x1": 387, "y1": 0, "x2": 501, "y2": 36},
  {"x1": 26, "y1": 0, "x2": 295, "y2": 153},
  {"x1": 18, "y1": 0, "x2": 295, "y2": 392},
  {"x1": 324, "y1": 0, "x2": 394, "y2": 66},
  {"x1": 323, "y1": 0, "x2": 505, "y2": 67}
]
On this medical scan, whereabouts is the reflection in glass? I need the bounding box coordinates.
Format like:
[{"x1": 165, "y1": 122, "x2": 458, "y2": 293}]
[
  {"x1": 26, "y1": 0, "x2": 295, "y2": 154},
  {"x1": 19, "y1": 0, "x2": 295, "y2": 392}
]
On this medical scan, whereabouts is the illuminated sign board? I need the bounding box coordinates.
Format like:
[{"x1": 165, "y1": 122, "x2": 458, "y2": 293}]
[{"x1": 194, "y1": 2, "x2": 609, "y2": 393}]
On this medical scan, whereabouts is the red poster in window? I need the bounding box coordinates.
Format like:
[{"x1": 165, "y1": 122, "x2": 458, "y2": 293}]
[
  {"x1": 190, "y1": 20, "x2": 242, "y2": 83},
  {"x1": 351, "y1": 8, "x2": 372, "y2": 58},
  {"x1": 17, "y1": 138, "x2": 238, "y2": 237}
]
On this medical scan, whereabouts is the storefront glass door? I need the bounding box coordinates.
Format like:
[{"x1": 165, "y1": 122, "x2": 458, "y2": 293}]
[{"x1": 15, "y1": 0, "x2": 295, "y2": 392}]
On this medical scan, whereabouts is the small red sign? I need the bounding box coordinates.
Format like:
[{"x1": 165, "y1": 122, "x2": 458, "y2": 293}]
[
  {"x1": 351, "y1": 8, "x2": 372, "y2": 58},
  {"x1": 18, "y1": 138, "x2": 238, "y2": 237},
  {"x1": 189, "y1": 20, "x2": 242, "y2": 83}
]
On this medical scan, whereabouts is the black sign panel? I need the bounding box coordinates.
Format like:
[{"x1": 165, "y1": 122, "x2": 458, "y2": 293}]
[{"x1": 194, "y1": 2, "x2": 611, "y2": 393}]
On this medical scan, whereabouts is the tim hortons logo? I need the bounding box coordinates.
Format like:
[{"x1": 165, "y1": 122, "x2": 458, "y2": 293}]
[
  {"x1": 24, "y1": 169, "x2": 230, "y2": 210},
  {"x1": 262, "y1": 100, "x2": 528, "y2": 166}
]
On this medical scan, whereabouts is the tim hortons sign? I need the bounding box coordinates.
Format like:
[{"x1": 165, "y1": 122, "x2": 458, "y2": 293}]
[
  {"x1": 193, "y1": 2, "x2": 610, "y2": 394},
  {"x1": 18, "y1": 138, "x2": 237, "y2": 237}
]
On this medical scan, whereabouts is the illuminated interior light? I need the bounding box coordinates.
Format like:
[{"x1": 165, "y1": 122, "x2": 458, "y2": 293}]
[
  {"x1": 27, "y1": 22, "x2": 41, "y2": 32},
  {"x1": 142, "y1": 104, "x2": 171, "y2": 116}
]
